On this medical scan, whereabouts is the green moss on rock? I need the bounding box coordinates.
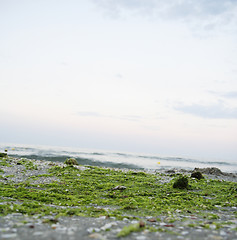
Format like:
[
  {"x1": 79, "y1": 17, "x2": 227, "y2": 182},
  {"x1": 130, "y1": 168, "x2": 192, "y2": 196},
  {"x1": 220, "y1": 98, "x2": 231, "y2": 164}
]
[
  {"x1": 173, "y1": 176, "x2": 189, "y2": 189},
  {"x1": 0, "y1": 153, "x2": 7, "y2": 158},
  {"x1": 64, "y1": 158, "x2": 78, "y2": 165}
]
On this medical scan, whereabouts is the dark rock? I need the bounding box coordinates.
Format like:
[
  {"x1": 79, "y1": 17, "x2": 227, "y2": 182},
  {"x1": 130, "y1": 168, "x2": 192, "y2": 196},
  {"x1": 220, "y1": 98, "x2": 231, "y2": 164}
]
[
  {"x1": 164, "y1": 224, "x2": 175, "y2": 227},
  {"x1": 173, "y1": 176, "x2": 189, "y2": 189},
  {"x1": 43, "y1": 218, "x2": 59, "y2": 224},
  {"x1": 191, "y1": 171, "x2": 204, "y2": 180},
  {"x1": 0, "y1": 152, "x2": 7, "y2": 157},
  {"x1": 166, "y1": 170, "x2": 176, "y2": 174},
  {"x1": 194, "y1": 167, "x2": 223, "y2": 176},
  {"x1": 139, "y1": 220, "x2": 145, "y2": 228}
]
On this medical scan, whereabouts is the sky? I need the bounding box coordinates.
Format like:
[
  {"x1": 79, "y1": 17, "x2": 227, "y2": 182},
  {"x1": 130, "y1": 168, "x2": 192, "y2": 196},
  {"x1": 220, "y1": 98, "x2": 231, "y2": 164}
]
[{"x1": 0, "y1": 0, "x2": 237, "y2": 161}]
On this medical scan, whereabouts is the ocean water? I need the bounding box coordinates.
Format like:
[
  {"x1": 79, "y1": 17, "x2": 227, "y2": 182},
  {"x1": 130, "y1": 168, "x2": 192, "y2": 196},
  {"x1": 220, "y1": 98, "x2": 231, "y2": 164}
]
[{"x1": 0, "y1": 143, "x2": 236, "y2": 173}]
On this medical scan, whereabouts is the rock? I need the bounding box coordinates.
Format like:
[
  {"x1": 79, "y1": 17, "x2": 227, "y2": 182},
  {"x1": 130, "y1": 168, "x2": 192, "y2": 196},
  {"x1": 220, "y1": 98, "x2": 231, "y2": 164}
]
[
  {"x1": 87, "y1": 227, "x2": 100, "y2": 234},
  {"x1": 191, "y1": 171, "x2": 204, "y2": 180},
  {"x1": 64, "y1": 158, "x2": 78, "y2": 165},
  {"x1": 136, "y1": 236, "x2": 147, "y2": 240},
  {"x1": 147, "y1": 218, "x2": 157, "y2": 222},
  {"x1": 0, "y1": 152, "x2": 7, "y2": 157},
  {"x1": 164, "y1": 224, "x2": 175, "y2": 227},
  {"x1": 173, "y1": 176, "x2": 189, "y2": 189},
  {"x1": 1, "y1": 233, "x2": 17, "y2": 239},
  {"x1": 100, "y1": 222, "x2": 117, "y2": 231},
  {"x1": 42, "y1": 218, "x2": 59, "y2": 224},
  {"x1": 112, "y1": 185, "x2": 126, "y2": 190},
  {"x1": 89, "y1": 233, "x2": 104, "y2": 239},
  {"x1": 194, "y1": 167, "x2": 223, "y2": 176},
  {"x1": 139, "y1": 220, "x2": 146, "y2": 228}
]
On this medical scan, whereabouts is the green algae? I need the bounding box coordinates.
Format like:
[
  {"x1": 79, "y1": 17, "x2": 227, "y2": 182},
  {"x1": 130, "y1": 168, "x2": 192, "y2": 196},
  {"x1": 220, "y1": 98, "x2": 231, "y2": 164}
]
[
  {"x1": 17, "y1": 159, "x2": 38, "y2": 170},
  {"x1": 0, "y1": 157, "x2": 236, "y2": 225},
  {"x1": 117, "y1": 222, "x2": 145, "y2": 237},
  {"x1": 0, "y1": 157, "x2": 11, "y2": 167}
]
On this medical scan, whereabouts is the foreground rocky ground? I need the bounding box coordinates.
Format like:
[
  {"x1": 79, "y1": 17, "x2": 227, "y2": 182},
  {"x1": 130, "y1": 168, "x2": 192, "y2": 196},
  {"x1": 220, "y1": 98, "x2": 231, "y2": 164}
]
[{"x1": 0, "y1": 156, "x2": 236, "y2": 240}]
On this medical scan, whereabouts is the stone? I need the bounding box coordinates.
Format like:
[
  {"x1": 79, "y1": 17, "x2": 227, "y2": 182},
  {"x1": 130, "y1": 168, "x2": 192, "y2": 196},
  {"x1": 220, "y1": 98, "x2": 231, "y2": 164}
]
[
  {"x1": 173, "y1": 176, "x2": 189, "y2": 189},
  {"x1": 100, "y1": 222, "x2": 117, "y2": 231},
  {"x1": 64, "y1": 158, "x2": 78, "y2": 165},
  {"x1": 0, "y1": 152, "x2": 7, "y2": 157},
  {"x1": 191, "y1": 171, "x2": 204, "y2": 180},
  {"x1": 147, "y1": 218, "x2": 157, "y2": 222},
  {"x1": 194, "y1": 167, "x2": 223, "y2": 175},
  {"x1": 112, "y1": 185, "x2": 126, "y2": 190},
  {"x1": 89, "y1": 233, "x2": 104, "y2": 239}
]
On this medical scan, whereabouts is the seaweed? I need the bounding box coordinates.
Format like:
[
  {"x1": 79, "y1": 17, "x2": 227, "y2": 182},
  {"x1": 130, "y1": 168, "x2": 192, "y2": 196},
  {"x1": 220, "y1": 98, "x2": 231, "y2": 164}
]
[
  {"x1": 117, "y1": 221, "x2": 145, "y2": 237},
  {"x1": 0, "y1": 157, "x2": 236, "y2": 224}
]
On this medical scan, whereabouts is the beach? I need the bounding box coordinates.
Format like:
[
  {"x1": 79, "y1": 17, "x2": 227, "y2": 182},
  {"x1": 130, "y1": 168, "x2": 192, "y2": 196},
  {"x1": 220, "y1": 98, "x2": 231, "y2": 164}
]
[{"x1": 0, "y1": 156, "x2": 237, "y2": 240}]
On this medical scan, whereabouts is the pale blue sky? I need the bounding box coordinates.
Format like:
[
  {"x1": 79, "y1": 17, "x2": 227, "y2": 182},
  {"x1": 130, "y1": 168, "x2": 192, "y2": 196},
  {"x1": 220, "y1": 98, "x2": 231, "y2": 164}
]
[{"x1": 1, "y1": 0, "x2": 237, "y2": 161}]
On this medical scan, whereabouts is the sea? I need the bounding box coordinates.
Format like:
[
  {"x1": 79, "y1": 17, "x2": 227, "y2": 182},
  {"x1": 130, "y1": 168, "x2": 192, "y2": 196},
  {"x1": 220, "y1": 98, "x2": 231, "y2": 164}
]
[{"x1": 0, "y1": 143, "x2": 236, "y2": 173}]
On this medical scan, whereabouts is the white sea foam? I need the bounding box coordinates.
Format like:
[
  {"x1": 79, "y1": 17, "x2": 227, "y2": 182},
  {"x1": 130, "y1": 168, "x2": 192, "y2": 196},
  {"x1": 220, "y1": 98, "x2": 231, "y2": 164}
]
[{"x1": 0, "y1": 143, "x2": 236, "y2": 173}]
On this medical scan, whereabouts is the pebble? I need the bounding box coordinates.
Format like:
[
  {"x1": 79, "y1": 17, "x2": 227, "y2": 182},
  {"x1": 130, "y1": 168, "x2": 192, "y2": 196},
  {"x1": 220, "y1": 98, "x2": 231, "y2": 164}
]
[
  {"x1": 33, "y1": 231, "x2": 43, "y2": 236},
  {"x1": 1, "y1": 233, "x2": 17, "y2": 239},
  {"x1": 220, "y1": 230, "x2": 227, "y2": 236},
  {"x1": 210, "y1": 224, "x2": 216, "y2": 229},
  {"x1": 100, "y1": 222, "x2": 117, "y2": 231},
  {"x1": 87, "y1": 227, "x2": 101, "y2": 233},
  {"x1": 89, "y1": 233, "x2": 105, "y2": 239},
  {"x1": 136, "y1": 236, "x2": 147, "y2": 240}
]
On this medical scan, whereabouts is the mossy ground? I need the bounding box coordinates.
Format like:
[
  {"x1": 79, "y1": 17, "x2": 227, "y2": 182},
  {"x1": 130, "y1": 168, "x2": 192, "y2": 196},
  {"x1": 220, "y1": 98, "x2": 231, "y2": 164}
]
[{"x1": 0, "y1": 156, "x2": 236, "y2": 232}]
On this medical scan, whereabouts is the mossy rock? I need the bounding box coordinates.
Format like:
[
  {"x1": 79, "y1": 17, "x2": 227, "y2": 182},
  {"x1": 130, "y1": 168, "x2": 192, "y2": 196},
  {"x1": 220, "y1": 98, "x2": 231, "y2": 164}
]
[
  {"x1": 173, "y1": 176, "x2": 189, "y2": 189},
  {"x1": 0, "y1": 153, "x2": 7, "y2": 158},
  {"x1": 191, "y1": 171, "x2": 204, "y2": 180},
  {"x1": 64, "y1": 158, "x2": 78, "y2": 165}
]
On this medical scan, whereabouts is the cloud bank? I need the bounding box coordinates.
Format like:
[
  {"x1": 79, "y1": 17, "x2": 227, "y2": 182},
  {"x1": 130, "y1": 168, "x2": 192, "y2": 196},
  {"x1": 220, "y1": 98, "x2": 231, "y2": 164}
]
[
  {"x1": 221, "y1": 91, "x2": 237, "y2": 99},
  {"x1": 92, "y1": 0, "x2": 237, "y2": 18},
  {"x1": 92, "y1": 0, "x2": 237, "y2": 32},
  {"x1": 175, "y1": 102, "x2": 237, "y2": 119},
  {"x1": 76, "y1": 112, "x2": 143, "y2": 122}
]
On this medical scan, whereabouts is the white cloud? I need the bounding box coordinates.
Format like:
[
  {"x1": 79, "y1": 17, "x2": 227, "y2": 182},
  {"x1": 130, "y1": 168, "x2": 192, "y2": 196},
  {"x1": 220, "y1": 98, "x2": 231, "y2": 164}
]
[
  {"x1": 76, "y1": 111, "x2": 143, "y2": 122},
  {"x1": 221, "y1": 91, "x2": 237, "y2": 99},
  {"x1": 92, "y1": 0, "x2": 237, "y2": 34},
  {"x1": 208, "y1": 90, "x2": 237, "y2": 100},
  {"x1": 77, "y1": 111, "x2": 103, "y2": 117},
  {"x1": 174, "y1": 101, "x2": 237, "y2": 119},
  {"x1": 92, "y1": 0, "x2": 237, "y2": 18}
]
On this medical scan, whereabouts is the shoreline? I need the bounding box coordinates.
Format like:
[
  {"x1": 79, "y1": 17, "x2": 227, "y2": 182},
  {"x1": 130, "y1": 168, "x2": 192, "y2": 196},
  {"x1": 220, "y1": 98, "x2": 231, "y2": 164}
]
[
  {"x1": 2, "y1": 142, "x2": 236, "y2": 174},
  {"x1": 3, "y1": 155, "x2": 237, "y2": 181},
  {"x1": 0, "y1": 156, "x2": 237, "y2": 239}
]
